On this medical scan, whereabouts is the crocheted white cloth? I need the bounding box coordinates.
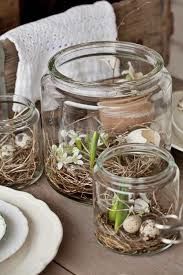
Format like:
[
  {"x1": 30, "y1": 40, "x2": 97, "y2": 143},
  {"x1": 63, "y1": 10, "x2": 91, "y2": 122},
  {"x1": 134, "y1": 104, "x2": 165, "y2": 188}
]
[{"x1": 0, "y1": 1, "x2": 117, "y2": 103}]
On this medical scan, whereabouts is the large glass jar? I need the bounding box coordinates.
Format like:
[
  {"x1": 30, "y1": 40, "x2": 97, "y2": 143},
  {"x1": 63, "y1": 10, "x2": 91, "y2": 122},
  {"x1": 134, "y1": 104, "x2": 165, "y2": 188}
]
[
  {"x1": 0, "y1": 95, "x2": 43, "y2": 188},
  {"x1": 93, "y1": 144, "x2": 180, "y2": 255},
  {"x1": 41, "y1": 41, "x2": 172, "y2": 203}
]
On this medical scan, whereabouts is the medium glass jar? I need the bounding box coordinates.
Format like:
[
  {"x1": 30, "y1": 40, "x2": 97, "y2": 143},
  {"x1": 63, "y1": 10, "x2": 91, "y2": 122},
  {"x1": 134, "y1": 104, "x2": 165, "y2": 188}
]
[
  {"x1": 93, "y1": 144, "x2": 180, "y2": 255},
  {"x1": 0, "y1": 95, "x2": 43, "y2": 188},
  {"x1": 41, "y1": 41, "x2": 172, "y2": 203}
]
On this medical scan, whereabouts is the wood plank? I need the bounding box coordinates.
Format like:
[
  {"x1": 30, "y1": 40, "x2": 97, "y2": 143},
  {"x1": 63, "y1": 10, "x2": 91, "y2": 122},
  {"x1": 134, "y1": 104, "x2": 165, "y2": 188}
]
[
  {"x1": 172, "y1": 2, "x2": 183, "y2": 43},
  {"x1": 0, "y1": 0, "x2": 20, "y2": 35},
  {"x1": 41, "y1": 262, "x2": 73, "y2": 275},
  {"x1": 173, "y1": 0, "x2": 183, "y2": 6},
  {"x1": 168, "y1": 42, "x2": 183, "y2": 80}
]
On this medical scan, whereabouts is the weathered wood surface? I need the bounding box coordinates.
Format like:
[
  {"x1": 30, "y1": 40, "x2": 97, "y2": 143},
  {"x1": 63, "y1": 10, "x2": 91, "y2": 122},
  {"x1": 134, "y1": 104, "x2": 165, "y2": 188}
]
[
  {"x1": 113, "y1": 0, "x2": 173, "y2": 64},
  {"x1": 40, "y1": 262, "x2": 72, "y2": 275},
  {"x1": 0, "y1": 40, "x2": 18, "y2": 94},
  {"x1": 0, "y1": 0, "x2": 20, "y2": 35},
  {"x1": 0, "y1": 0, "x2": 173, "y2": 94}
]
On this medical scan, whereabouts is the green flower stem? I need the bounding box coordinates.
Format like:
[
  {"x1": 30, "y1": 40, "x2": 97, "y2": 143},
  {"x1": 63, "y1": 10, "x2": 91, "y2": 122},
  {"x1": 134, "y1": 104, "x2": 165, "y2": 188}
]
[
  {"x1": 89, "y1": 131, "x2": 100, "y2": 170},
  {"x1": 75, "y1": 138, "x2": 82, "y2": 151},
  {"x1": 109, "y1": 191, "x2": 128, "y2": 233},
  {"x1": 80, "y1": 140, "x2": 90, "y2": 154},
  {"x1": 114, "y1": 193, "x2": 128, "y2": 232}
]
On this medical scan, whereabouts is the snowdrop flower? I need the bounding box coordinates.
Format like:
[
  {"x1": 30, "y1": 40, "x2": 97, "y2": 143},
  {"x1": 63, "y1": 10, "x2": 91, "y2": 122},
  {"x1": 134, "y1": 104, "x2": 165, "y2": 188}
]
[
  {"x1": 60, "y1": 130, "x2": 68, "y2": 140},
  {"x1": 98, "y1": 132, "x2": 108, "y2": 146},
  {"x1": 71, "y1": 147, "x2": 83, "y2": 166},
  {"x1": 139, "y1": 193, "x2": 151, "y2": 204},
  {"x1": 51, "y1": 144, "x2": 69, "y2": 170},
  {"x1": 68, "y1": 130, "x2": 85, "y2": 146},
  {"x1": 134, "y1": 198, "x2": 150, "y2": 215},
  {"x1": 0, "y1": 144, "x2": 15, "y2": 159},
  {"x1": 115, "y1": 134, "x2": 126, "y2": 144}
]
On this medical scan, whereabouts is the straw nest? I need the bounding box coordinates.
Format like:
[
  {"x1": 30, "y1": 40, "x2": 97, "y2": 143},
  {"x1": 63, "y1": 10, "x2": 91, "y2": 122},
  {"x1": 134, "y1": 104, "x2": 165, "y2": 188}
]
[{"x1": 0, "y1": 129, "x2": 41, "y2": 189}]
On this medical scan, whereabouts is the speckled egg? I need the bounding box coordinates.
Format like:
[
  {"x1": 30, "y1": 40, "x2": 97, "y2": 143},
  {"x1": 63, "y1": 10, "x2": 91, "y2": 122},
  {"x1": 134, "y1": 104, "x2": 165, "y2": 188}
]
[
  {"x1": 123, "y1": 215, "x2": 142, "y2": 234},
  {"x1": 140, "y1": 219, "x2": 160, "y2": 241}
]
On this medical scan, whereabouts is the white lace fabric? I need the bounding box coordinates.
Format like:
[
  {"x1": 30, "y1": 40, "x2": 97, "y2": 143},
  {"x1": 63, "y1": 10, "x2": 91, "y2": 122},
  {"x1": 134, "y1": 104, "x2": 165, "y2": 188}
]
[{"x1": 0, "y1": 1, "x2": 117, "y2": 103}]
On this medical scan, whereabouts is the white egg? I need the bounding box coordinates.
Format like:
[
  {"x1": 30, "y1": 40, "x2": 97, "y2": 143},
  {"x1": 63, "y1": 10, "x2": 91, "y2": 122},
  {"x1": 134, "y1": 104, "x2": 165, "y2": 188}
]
[
  {"x1": 126, "y1": 128, "x2": 160, "y2": 146},
  {"x1": 140, "y1": 219, "x2": 160, "y2": 241},
  {"x1": 15, "y1": 133, "x2": 32, "y2": 148},
  {"x1": 0, "y1": 214, "x2": 6, "y2": 241},
  {"x1": 123, "y1": 215, "x2": 142, "y2": 234},
  {"x1": 0, "y1": 144, "x2": 15, "y2": 159}
]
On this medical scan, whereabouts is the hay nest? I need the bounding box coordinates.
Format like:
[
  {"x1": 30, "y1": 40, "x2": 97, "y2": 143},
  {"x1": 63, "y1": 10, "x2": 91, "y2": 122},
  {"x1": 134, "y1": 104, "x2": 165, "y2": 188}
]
[
  {"x1": 0, "y1": 129, "x2": 41, "y2": 189},
  {"x1": 96, "y1": 210, "x2": 177, "y2": 255}
]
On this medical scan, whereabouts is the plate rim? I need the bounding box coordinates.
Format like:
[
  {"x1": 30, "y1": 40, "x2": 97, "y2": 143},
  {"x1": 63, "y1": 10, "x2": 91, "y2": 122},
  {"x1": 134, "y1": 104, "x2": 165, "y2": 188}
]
[
  {"x1": 0, "y1": 199, "x2": 29, "y2": 263},
  {"x1": 0, "y1": 186, "x2": 63, "y2": 275}
]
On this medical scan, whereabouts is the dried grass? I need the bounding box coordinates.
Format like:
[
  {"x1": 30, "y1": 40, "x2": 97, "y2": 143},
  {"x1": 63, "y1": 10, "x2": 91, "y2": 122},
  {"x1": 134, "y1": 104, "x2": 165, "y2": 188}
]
[
  {"x1": 0, "y1": 129, "x2": 41, "y2": 189},
  {"x1": 96, "y1": 210, "x2": 177, "y2": 255}
]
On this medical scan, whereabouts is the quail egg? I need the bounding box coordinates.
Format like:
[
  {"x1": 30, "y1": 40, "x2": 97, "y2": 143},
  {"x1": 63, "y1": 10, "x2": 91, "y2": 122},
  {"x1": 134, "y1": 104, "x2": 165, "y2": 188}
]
[
  {"x1": 123, "y1": 215, "x2": 142, "y2": 234},
  {"x1": 140, "y1": 219, "x2": 160, "y2": 241}
]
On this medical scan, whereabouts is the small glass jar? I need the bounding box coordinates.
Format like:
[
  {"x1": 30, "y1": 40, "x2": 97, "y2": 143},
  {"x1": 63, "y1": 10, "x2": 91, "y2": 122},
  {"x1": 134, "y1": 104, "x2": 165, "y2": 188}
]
[
  {"x1": 0, "y1": 95, "x2": 43, "y2": 188},
  {"x1": 41, "y1": 41, "x2": 172, "y2": 203},
  {"x1": 93, "y1": 144, "x2": 180, "y2": 255}
]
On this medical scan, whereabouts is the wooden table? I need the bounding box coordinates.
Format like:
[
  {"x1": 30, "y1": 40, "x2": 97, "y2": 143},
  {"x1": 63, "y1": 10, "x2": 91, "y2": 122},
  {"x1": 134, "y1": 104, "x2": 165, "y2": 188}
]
[{"x1": 24, "y1": 78, "x2": 183, "y2": 275}]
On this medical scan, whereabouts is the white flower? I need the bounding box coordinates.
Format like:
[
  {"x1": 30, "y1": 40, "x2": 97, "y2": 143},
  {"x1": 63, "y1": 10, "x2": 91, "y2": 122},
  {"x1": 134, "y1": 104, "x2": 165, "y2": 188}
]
[
  {"x1": 134, "y1": 198, "x2": 150, "y2": 215},
  {"x1": 60, "y1": 130, "x2": 68, "y2": 140},
  {"x1": 0, "y1": 144, "x2": 15, "y2": 159},
  {"x1": 68, "y1": 130, "x2": 86, "y2": 146},
  {"x1": 98, "y1": 132, "x2": 108, "y2": 146},
  {"x1": 139, "y1": 193, "x2": 151, "y2": 204},
  {"x1": 115, "y1": 134, "x2": 126, "y2": 144},
  {"x1": 51, "y1": 144, "x2": 83, "y2": 169},
  {"x1": 71, "y1": 147, "x2": 83, "y2": 166},
  {"x1": 51, "y1": 144, "x2": 70, "y2": 170}
]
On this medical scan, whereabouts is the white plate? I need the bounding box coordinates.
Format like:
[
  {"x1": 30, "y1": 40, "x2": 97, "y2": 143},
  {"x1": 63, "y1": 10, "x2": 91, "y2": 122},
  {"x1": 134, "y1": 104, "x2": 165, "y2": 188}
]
[
  {"x1": 0, "y1": 200, "x2": 29, "y2": 263},
  {"x1": 172, "y1": 91, "x2": 183, "y2": 152},
  {"x1": 0, "y1": 187, "x2": 63, "y2": 275}
]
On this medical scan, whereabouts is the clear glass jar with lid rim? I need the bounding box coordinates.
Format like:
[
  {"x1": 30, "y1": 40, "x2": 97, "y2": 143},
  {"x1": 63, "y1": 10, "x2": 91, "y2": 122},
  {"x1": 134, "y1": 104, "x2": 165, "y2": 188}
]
[
  {"x1": 41, "y1": 41, "x2": 172, "y2": 203},
  {"x1": 0, "y1": 94, "x2": 43, "y2": 188},
  {"x1": 93, "y1": 143, "x2": 180, "y2": 255}
]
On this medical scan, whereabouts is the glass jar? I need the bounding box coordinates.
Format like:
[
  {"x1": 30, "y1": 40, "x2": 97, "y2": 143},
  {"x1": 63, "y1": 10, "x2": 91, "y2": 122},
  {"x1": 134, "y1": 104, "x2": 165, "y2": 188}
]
[
  {"x1": 93, "y1": 144, "x2": 180, "y2": 255},
  {"x1": 41, "y1": 41, "x2": 172, "y2": 203},
  {"x1": 0, "y1": 95, "x2": 43, "y2": 188}
]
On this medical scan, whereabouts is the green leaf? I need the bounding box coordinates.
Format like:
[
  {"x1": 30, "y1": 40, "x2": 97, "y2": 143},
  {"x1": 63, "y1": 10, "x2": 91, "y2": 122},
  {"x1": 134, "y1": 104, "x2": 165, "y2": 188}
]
[
  {"x1": 85, "y1": 134, "x2": 91, "y2": 150},
  {"x1": 108, "y1": 195, "x2": 118, "y2": 222},
  {"x1": 89, "y1": 131, "x2": 100, "y2": 170},
  {"x1": 109, "y1": 191, "x2": 128, "y2": 232},
  {"x1": 114, "y1": 194, "x2": 128, "y2": 232}
]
